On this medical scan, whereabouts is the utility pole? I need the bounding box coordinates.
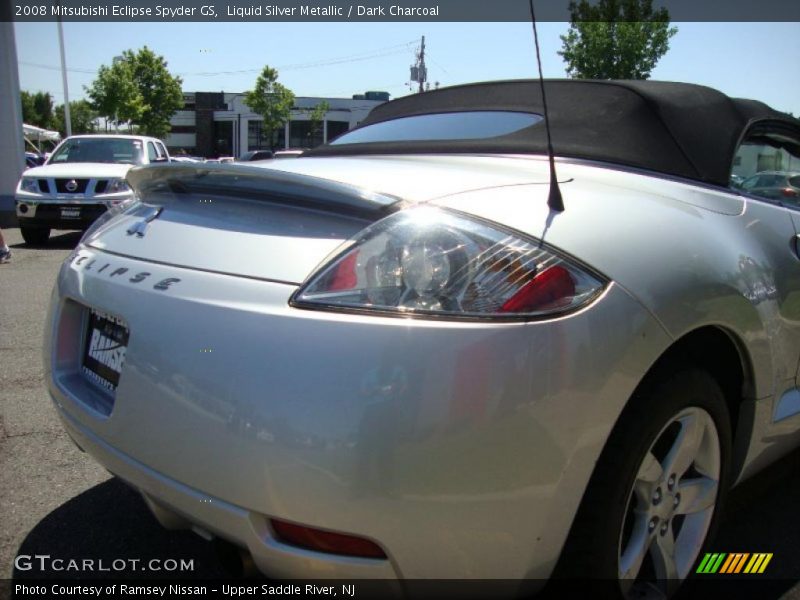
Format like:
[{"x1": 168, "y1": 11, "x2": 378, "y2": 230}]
[
  {"x1": 409, "y1": 35, "x2": 428, "y2": 94},
  {"x1": 418, "y1": 36, "x2": 426, "y2": 94}
]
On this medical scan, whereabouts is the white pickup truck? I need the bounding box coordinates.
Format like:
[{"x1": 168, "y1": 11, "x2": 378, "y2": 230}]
[{"x1": 15, "y1": 134, "x2": 170, "y2": 245}]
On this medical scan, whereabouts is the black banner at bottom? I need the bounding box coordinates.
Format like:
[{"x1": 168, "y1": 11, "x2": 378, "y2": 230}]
[{"x1": 3, "y1": 579, "x2": 799, "y2": 600}]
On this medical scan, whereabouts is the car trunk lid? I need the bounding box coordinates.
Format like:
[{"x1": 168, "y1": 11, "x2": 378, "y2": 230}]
[
  {"x1": 85, "y1": 164, "x2": 403, "y2": 285},
  {"x1": 86, "y1": 159, "x2": 549, "y2": 284}
]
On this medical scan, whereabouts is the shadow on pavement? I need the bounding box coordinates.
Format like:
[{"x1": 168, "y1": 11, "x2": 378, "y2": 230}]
[
  {"x1": 10, "y1": 231, "x2": 83, "y2": 250},
  {"x1": 674, "y1": 447, "x2": 800, "y2": 599},
  {"x1": 12, "y1": 478, "x2": 229, "y2": 580},
  {"x1": 713, "y1": 446, "x2": 800, "y2": 574}
]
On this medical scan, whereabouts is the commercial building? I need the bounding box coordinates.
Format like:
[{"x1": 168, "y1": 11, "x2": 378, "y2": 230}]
[{"x1": 164, "y1": 91, "x2": 389, "y2": 158}]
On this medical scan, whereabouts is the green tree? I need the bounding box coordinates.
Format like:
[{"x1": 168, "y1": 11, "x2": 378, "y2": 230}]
[
  {"x1": 20, "y1": 91, "x2": 56, "y2": 128},
  {"x1": 32, "y1": 91, "x2": 55, "y2": 128},
  {"x1": 20, "y1": 91, "x2": 38, "y2": 125},
  {"x1": 559, "y1": 0, "x2": 677, "y2": 79},
  {"x1": 54, "y1": 100, "x2": 99, "y2": 136},
  {"x1": 123, "y1": 46, "x2": 183, "y2": 138},
  {"x1": 86, "y1": 60, "x2": 144, "y2": 129},
  {"x1": 306, "y1": 100, "x2": 329, "y2": 147},
  {"x1": 86, "y1": 47, "x2": 182, "y2": 137},
  {"x1": 245, "y1": 66, "x2": 295, "y2": 150}
]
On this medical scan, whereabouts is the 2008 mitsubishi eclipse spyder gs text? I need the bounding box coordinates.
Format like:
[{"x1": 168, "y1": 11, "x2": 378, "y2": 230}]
[{"x1": 45, "y1": 80, "x2": 800, "y2": 597}]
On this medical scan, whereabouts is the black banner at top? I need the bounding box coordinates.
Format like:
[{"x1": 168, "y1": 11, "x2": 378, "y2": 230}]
[{"x1": 4, "y1": 0, "x2": 800, "y2": 22}]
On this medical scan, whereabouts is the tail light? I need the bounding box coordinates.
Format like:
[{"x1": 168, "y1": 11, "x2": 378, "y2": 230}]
[{"x1": 292, "y1": 207, "x2": 605, "y2": 320}]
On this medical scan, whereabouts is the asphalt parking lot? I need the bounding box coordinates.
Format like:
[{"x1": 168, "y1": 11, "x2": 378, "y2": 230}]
[
  {"x1": 0, "y1": 227, "x2": 228, "y2": 584},
  {"x1": 1, "y1": 225, "x2": 800, "y2": 596}
]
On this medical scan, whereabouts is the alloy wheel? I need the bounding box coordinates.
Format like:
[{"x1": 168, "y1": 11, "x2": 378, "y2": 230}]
[{"x1": 618, "y1": 407, "x2": 721, "y2": 598}]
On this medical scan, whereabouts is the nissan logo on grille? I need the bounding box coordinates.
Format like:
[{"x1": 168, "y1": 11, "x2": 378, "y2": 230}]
[{"x1": 65, "y1": 179, "x2": 78, "y2": 192}]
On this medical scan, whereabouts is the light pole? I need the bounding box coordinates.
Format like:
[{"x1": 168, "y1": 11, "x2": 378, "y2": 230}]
[
  {"x1": 228, "y1": 93, "x2": 248, "y2": 157},
  {"x1": 56, "y1": 0, "x2": 71, "y2": 136}
]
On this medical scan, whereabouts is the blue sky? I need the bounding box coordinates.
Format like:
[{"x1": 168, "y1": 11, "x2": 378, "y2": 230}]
[{"x1": 13, "y1": 21, "x2": 800, "y2": 116}]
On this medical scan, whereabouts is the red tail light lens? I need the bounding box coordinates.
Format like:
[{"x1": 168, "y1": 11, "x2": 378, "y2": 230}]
[
  {"x1": 501, "y1": 265, "x2": 576, "y2": 313},
  {"x1": 270, "y1": 518, "x2": 387, "y2": 559},
  {"x1": 328, "y1": 250, "x2": 359, "y2": 291},
  {"x1": 294, "y1": 207, "x2": 605, "y2": 320}
]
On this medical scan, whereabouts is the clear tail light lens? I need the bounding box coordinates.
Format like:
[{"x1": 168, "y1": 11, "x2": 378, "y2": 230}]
[{"x1": 292, "y1": 208, "x2": 605, "y2": 320}]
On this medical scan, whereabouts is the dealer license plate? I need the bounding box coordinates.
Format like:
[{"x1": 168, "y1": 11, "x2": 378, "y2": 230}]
[
  {"x1": 61, "y1": 207, "x2": 81, "y2": 219},
  {"x1": 82, "y1": 310, "x2": 129, "y2": 392}
]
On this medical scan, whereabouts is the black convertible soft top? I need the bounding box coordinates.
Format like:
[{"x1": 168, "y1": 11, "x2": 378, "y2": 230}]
[{"x1": 307, "y1": 79, "x2": 799, "y2": 188}]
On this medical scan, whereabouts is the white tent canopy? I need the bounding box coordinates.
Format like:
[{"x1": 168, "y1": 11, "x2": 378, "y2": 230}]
[{"x1": 23, "y1": 123, "x2": 61, "y2": 150}]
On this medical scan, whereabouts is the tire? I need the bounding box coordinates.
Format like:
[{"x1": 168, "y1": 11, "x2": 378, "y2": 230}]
[
  {"x1": 551, "y1": 369, "x2": 732, "y2": 598},
  {"x1": 20, "y1": 226, "x2": 50, "y2": 246}
]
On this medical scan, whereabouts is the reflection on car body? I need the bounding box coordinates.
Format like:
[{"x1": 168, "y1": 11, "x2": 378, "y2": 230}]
[{"x1": 739, "y1": 170, "x2": 800, "y2": 201}]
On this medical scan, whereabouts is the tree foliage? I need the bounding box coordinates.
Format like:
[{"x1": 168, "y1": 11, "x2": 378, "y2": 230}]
[
  {"x1": 21, "y1": 91, "x2": 55, "y2": 129},
  {"x1": 559, "y1": 0, "x2": 677, "y2": 80},
  {"x1": 245, "y1": 66, "x2": 295, "y2": 149},
  {"x1": 123, "y1": 47, "x2": 184, "y2": 138},
  {"x1": 307, "y1": 100, "x2": 330, "y2": 145},
  {"x1": 54, "y1": 100, "x2": 99, "y2": 136},
  {"x1": 86, "y1": 46, "x2": 182, "y2": 137},
  {"x1": 86, "y1": 60, "x2": 144, "y2": 128},
  {"x1": 21, "y1": 91, "x2": 36, "y2": 124}
]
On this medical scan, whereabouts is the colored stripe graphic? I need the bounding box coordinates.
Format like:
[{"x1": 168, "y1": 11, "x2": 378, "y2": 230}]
[
  {"x1": 697, "y1": 553, "x2": 727, "y2": 573},
  {"x1": 719, "y1": 554, "x2": 736, "y2": 573},
  {"x1": 733, "y1": 553, "x2": 750, "y2": 573},
  {"x1": 744, "y1": 553, "x2": 773, "y2": 574},
  {"x1": 696, "y1": 553, "x2": 713, "y2": 573},
  {"x1": 696, "y1": 552, "x2": 773, "y2": 574}
]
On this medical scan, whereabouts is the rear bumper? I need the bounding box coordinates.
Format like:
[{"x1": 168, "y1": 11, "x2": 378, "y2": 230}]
[
  {"x1": 45, "y1": 244, "x2": 671, "y2": 579},
  {"x1": 54, "y1": 405, "x2": 397, "y2": 579}
]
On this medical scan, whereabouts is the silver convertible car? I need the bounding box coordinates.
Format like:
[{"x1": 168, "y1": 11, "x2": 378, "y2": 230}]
[{"x1": 45, "y1": 80, "x2": 800, "y2": 596}]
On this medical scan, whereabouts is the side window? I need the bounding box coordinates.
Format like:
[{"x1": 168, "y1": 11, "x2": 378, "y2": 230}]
[
  {"x1": 157, "y1": 142, "x2": 168, "y2": 159},
  {"x1": 731, "y1": 123, "x2": 800, "y2": 205},
  {"x1": 147, "y1": 142, "x2": 158, "y2": 162}
]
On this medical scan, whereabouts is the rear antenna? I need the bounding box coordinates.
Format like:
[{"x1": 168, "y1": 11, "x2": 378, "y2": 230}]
[{"x1": 529, "y1": 0, "x2": 564, "y2": 212}]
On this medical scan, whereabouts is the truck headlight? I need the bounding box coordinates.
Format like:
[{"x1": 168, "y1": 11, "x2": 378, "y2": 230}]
[
  {"x1": 19, "y1": 178, "x2": 40, "y2": 194},
  {"x1": 105, "y1": 179, "x2": 131, "y2": 194}
]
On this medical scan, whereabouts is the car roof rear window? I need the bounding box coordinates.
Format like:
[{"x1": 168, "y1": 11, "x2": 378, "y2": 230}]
[
  {"x1": 309, "y1": 80, "x2": 800, "y2": 187},
  {"x1": 331, "y1": 111, "x2": 543, "y2": 145}
]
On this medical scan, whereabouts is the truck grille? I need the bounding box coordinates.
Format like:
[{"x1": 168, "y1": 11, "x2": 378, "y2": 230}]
[{"x1": 55, "y1": 179, "x2": 90, "y2": 193}]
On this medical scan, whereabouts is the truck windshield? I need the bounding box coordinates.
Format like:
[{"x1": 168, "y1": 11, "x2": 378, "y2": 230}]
[{"x1": 48, "y1": 138, "x2": 145, "y2": 165}]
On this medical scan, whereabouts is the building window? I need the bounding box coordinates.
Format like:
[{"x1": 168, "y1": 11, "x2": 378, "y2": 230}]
[
  {"x1": 327, "y1": 121, "x2": 350, "y2": 143},
  {"x1": 248, "y1": 120, "x2": 285, "y2": 150},
  {"x1": 289, "y1": 120, "x2": 324, "y2": 149},
  {"x1": 214, "y1": 121, "x2": 234, "y2": 157},
  {"x1": 170, "y1": 125, "x2": 196, "y2": 134}
]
